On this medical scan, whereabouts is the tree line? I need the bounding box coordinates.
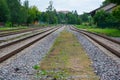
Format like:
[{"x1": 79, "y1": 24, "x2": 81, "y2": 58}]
[
  {"x1": 0, "y1": 0, "x2": 81, "y2": 27},
  {"x1": 36, "y1": 1, "x2": 81, "y2": 25},
  {"x1": 0, "y1": 0, "x2": 119, "y2": 28},
  {"x1": 0, "y1": 0, "x2": 41, "y2": 26}
]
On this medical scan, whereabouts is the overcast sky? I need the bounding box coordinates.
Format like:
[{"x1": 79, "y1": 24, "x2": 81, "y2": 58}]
[{"x1": 21, "y1": 0, "x2": 105, "y2": 14}]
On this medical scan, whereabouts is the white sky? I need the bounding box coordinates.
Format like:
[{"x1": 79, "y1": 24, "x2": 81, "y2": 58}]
[{"x1": 21, "y1": 0, "x2": 105, "y2": 14}]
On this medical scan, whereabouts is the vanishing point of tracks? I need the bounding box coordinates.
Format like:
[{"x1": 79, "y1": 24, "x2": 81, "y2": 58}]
[
  {"x1": 70, "y1": 26, "x2": 120, "y2": 58},
  {"x1": 0, "y1": 27, "x2": 60, "y2": 63}
]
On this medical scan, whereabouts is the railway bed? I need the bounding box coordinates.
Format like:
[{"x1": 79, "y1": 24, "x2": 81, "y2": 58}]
[
  {"x1": 0, "y1": 26, "x2": 119, "y2": 80},
  {"x1": 0, "y1": 26, "x2": 64, "y2": 80},
  {"x1": 0, "y1": 27, "x2": 50, "y2": 42},
  {"x1": 70, "y1": 26, "x2": 120, "y2": 58},
  {"x1": 0, "y1": 27, "x2": 46, "y2": 37},
  {"x1": 0, "y1": 27, "x2": 52, "y2": 48},
  {"x1": 0, "y1": 27, "x2": 60, "y2": 63},
  {"x1": 70, "y1": 26, "x2": 120, "y2": 80}
]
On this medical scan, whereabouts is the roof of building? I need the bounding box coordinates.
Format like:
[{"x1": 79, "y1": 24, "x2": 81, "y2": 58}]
[
  {"x1": 57, "y1": 10, "x2": 70, "y2": 14},
  {"x1": 89, "y1": 3, "x2": 117, "y2": 16}
]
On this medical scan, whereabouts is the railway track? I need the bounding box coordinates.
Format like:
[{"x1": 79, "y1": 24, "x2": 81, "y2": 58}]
[
  {"x1": 0, "y1": 27, "x2": 53, "y2": 48},
  {"x1": 0, "y1": 27, "x2": 60, "y2": 63},
  {"x1": 0, "y1": 27, "x2": 46, "y2": 37},
  {"x1": 0, "y1": 27, "x2": 28, "y2": 32},
  {"x1": 70, "y1": 26, "x2": 120, "y2": 57},
  {"x1": 0, "y1": 27, "x2": 52, "y2": 43}
]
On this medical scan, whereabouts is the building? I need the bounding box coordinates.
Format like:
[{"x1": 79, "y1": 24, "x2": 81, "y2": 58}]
[
  {"x1": 89, "y1": 3, "x2": 117, "y2": 16},
  {"x1": 57, "y1": 10, "x2": 70, "y2": 14}
]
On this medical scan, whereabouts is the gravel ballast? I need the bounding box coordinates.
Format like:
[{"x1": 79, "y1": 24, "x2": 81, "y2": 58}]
[
  {"x1": 69, "y1": 27, "x2": 120, "y2": 80},
  {"x1": 0, "y1": 27, "x2": 64, "y2": 80}
]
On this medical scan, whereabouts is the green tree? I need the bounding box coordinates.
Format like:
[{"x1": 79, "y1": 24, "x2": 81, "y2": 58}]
[
  {"x1": 94, "y1": 10, "x2": 109, "y2": 28},
  {"x1": 19, "y1": 6, "x2": 28, "y2": 24},
  {"x1": 73, "y1": 10, "x2": 81, "y2": 24},
  {"x1": 46, "y1": 1, "x2": 58, "y2": 24},
  {"x1": 94, "y1": 10, "x2": 117, "y2": 28},
  {"x1": 6, "y1": 0, "x2": 21, "y2": 25},
  {"x1": 80, "y1": 13, "x2": 89, "y2": 23},
  {"x1": 39, "y1": 1, "x2": 81, "y2": 25},
  {"x1": 57, "y1": 12, "x2": 66, "y2": 24},
  {"x1": 112, "y1": 5, "x2": 120, "y2": 29},
  {"x1": 24, "y1": 0, "x2": 29, "y2": 9},
  {"x1": 0, "y1": 0, "x2": 10, "y2": 22},
  {"x1": 40, "y1": 12, "x2": 49, "y2": 23},
  {"x1": 27, "y1": 6, "x2": 41, "y2": 24},
  {"x1": 46, "y1": 0, "x2": 54, "y2": 12},
  {"x1": 102, "y1": 0, "x2": 110, "y2": 6},
  {"x1": 108, "y1": 0, "x2": 120, "y2": 4},
  {"x1": 23, "y1": 0, "x2": 29, "y2": 25},
  {"x1": 112, "y1": 5, "x2": 120, "y2": 22},
  {"x1": 65, "y1": 11, "x2": 81, "y2": 24}
]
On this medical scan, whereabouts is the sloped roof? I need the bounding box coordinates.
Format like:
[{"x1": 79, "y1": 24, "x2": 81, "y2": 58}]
[
  {"x1": 89, "y1": 3, "x2": 117, "y2": 16},
  {"x1": 57, "y1": 11, "x2": 70, "y2": 14}
]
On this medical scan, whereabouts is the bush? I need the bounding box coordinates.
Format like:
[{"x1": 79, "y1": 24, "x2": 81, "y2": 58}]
[
  {"x1": 112, "y1": 5, "x2": 120, "y2": 22},
  {"x1": 93, "y1": 10, "x2": 119, "y2": 28},
  {"x1": 5, "y1": 22, "x2": 12, "y2": 27}
]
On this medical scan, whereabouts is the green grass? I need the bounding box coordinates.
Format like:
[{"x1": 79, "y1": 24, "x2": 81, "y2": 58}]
[
  {"x1": 76, "y1": 25, "x2": 120, "y2": 37},
  {"x1": 0, "y1": 24, "x2": 56, "y2": 31},
  {"x1": 76, "y1": 25, "x2": 96, "y2": 29},
  {"x1": 0, "y1": 26, "x2": 28, "y2": 31},
  {"x1": 87, "y1": 28, "x2": 120, "y2": 37}
]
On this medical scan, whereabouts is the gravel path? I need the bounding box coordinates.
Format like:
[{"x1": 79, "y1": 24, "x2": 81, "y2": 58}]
[
  {"x1": 0, "y1": 26, "x2": 64, "y2": 80},
  {"x1": 69, "y1": 27, "x2": 120, "y2": 80}
]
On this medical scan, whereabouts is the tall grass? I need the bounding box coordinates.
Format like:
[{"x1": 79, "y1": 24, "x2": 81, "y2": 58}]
[
  {"x1": 0, "y1": 26, "x2": 28, "y2": 31},
  {"x1": 87, "y1": 28, "x2": 120, "y2": 37},
  {"x1": 76, "y1": 25, "x2": 120, "y2": 37},
  {"x1": 76, "y1": 25, "x2": 96, "y2": 29}
]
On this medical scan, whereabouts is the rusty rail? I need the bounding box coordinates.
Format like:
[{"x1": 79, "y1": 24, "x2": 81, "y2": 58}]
[
  {"x1": 70, "y1": 27, "x2": 120, "y2": 57},
  {"x1": 0, "y1": 27, "x2": 46, "y2": 37},
  {"x1": 0, "y1": 27, "x2": 60, "y2": 63}
]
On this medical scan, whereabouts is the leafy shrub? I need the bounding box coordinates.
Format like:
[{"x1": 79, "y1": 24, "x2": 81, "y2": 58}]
[
  {"x1": 5, "y1": 22, "x2": 12, "y2": 27},
  {"x1": 93, "y1": 10, "x2": 119, "y2": 28}
]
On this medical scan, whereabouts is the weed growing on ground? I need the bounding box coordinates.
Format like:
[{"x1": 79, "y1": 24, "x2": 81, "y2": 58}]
[
  {"x1": 33, "y1": 31, "x2": 99, "y2": 80},
  {"x1": 33, "y1": 65, "x2": 68, "y2": 80}
]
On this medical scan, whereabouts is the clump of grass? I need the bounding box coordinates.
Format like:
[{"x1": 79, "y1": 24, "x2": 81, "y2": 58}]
[
  {"x1": 76, "y1": 25, "x2": 96, "y2": 29},
  {"x1": 76, "y1": 25, "x2": 120, "y2": 37},
  {"x1": 87, "y1": 28, "x2": 120, "y2": 37},
  {"x1": 33, "y1": 65, "x2": 68, "y2": 80},
  {"x1": 0, "y1": 26, "x2": 28, "y2": 31}
]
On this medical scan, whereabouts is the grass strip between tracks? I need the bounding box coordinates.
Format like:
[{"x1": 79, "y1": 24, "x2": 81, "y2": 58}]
[{"x1": 38, "y1": 30, "x2": 99, "y2": 80}]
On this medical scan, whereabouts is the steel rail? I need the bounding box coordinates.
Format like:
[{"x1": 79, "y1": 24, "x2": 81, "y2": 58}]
[
  {"x1": 70, "y1": 27, "x2": 120, "y2": 57},
  {"x1": 0, "y1": 27, "x2": 60, "y2": 63}
]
